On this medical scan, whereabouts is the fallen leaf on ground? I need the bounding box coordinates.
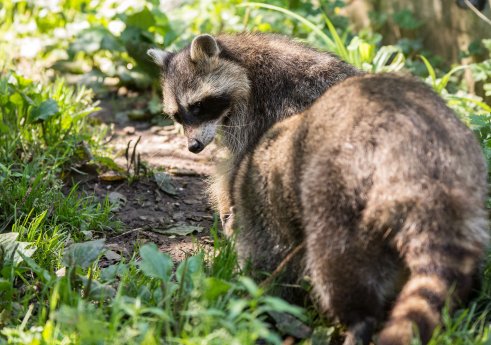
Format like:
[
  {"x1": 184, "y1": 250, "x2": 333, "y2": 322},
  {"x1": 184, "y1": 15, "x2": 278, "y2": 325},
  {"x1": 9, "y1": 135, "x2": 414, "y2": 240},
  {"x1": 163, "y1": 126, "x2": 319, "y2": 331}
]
[
  {"x1": 154, "y1": 171, "x2": 178, "y2": 195},
  {"x1": 108, "y1": 191, "x2": 127, "y2": 211},
  {"x1": 168, "y1": 167, "x2": 200, "y2": 177},
  {"x1": 150, "y1": 224, "x2": 204, "y2": 236},
  {"x1": 104, "y1": 250, "x2": 122, "y2": 261},
  {"x1": 268, "y1": 311, "x2": 312, "y2": 339},
  {"x1": 99, "y1": 171, "x2": 126, "y2": 182}
]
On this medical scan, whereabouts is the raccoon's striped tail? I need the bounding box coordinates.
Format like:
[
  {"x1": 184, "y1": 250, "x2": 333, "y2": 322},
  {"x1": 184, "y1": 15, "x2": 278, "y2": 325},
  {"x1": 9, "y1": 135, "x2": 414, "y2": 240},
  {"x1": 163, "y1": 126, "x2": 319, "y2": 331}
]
[{"x1": 378, "y1": 231, "x2": 486, "y2": 345}]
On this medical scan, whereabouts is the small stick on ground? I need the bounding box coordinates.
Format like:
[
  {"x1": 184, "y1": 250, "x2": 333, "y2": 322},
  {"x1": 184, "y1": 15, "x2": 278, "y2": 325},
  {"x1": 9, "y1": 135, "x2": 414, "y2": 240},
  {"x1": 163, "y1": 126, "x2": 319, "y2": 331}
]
[
  {"x1": 109, "y1": 227, "x2": 144, "y2": 240},
  {"x1": 260, "y1": 242, "x2": 306, "y2": 289}
]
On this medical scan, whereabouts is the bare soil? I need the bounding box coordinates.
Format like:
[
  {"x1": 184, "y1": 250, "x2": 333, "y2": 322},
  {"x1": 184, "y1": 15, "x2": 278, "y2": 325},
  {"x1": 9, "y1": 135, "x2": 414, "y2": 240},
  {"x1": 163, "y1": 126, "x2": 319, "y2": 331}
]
[{"x1": 67, "y1": 94, "x2": 221, "y2": 262}]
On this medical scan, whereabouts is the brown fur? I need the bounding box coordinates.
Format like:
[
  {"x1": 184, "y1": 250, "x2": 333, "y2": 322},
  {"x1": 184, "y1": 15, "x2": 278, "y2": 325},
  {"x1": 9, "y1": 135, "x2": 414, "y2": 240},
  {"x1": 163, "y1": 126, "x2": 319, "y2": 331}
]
[
  {"x1": 149, "y1": 34, "x2": 489, "y2": 344},
  {"x1": 228, "y1": 74, "x2": 489, "y2": 344},
  {"x1": 148, "y1": 32, "x2": 361, "y2": 221}
]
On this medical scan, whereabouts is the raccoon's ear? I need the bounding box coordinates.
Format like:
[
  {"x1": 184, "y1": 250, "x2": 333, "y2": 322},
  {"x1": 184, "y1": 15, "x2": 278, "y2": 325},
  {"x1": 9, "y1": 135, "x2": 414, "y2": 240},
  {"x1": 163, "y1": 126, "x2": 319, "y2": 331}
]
[
  {"x1": 147, "y1": 48, "x2": 171, "y2": 69},
  {"x1": 190, "y1": 34, "x2": 220, "y2": 62}
]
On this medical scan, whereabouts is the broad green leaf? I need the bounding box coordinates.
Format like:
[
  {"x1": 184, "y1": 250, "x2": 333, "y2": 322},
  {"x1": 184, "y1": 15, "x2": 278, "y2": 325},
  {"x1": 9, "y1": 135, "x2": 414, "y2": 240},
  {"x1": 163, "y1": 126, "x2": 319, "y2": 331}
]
[
  {"x1": 19, "y1": 251, "x2": 52, "y2": 282},
  {"x1": 100, "y1": 263, "x2": 128, "y2": 282},
  {"x1": 125, "y1": 7, "x2": 156, "y2": 30},
  {"x1": 79, "y1": 276, "x2": 116, "y2": 299},
  {"x1": 0, "y1": 232, "x2": 36, "y2": 265},
  {"x1": 62, "y1": 239, "x2": 105, "y2": 269},
  {"x1": 29, "y1": 99, "x2": 59, "y2": 123},
  {"x1": 263, "y1": 296, "x2": 306, "y2": 319},
  {"x1": 239, "y1": 276, "x2": 261, "y2": 298},
  {"x1": 9, "y1": 92, "x2": 24, "y2": 107},
  {"x1": 203, "y1": 277, "x2": 232, "y2": 301},
  {"x1": 69, "y1": 27, "x2": 119, "y2": 55},
  {"x1": 139, "y1": 243, "x2": 173, "y2": 281},
  {"x1": 176, "y1": 254, "x2": 203, "y2": 291}
]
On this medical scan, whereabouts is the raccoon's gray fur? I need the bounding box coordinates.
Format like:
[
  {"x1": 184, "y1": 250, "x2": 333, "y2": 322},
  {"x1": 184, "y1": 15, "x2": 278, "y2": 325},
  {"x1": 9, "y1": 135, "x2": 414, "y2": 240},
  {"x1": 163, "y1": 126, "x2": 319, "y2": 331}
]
[
  {"x1": 228, "y1": 73, "x2": 489, "y2": 345},
  {"x1": 148, "y1": 34, "x2": 489, "y2": 345},
  {"x1": 147, "y1": 32, "x2": 361, "y2": 220}
]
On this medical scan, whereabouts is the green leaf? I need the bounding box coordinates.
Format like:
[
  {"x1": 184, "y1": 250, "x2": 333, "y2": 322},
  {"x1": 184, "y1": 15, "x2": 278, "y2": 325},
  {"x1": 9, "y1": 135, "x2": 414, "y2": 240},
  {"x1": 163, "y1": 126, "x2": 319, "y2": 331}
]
[
  {"x1": 9, "y1": 92, "x2": 24, "y2": 107},
  {"x1": 239, "y1": 276, "x2": 261, "y2": 297},
  {"x1": 19, "y1": 252, "x2": 52, "y2": 282},
  {"x1": 79, "y1": 276, "x2": 117, "y2": 299},
  {"x1": 393, "y1": 9, "x2": 422, "y2": 30},
  {"x1": 420, "y1": 55, "x2": 436, "y2": 85},
  {"x1": 125, "y1": 7, "x2": 156, "y2": 30},
  {"x1": 139, "y1": 243, "x2": 173, "y2": 281},
  {"x1": 62, "y1": 239, "x2": 105, "y2": 269},
  {"x1": 0, "y1": 232, "x2": 36, "y2": 265},
  {"x1": 69, "y1": 27, "x2": 120, "y2": 55},
  {"x1": 29, "y1": 99, "x2": 59, "y2": 123},
  {"x1": 203, "y1": 277, "x2": 232, "y2": 301},
  {"x1": 263, "y1": 296, "x2": 306, "y2": 320},
  {"x1": 436, "y1": 65, "x2": 468, "y2": 93},
  {"x1": 176, "y1": 254, "x2": 203, "y2": 291},
  {"x1": 323, "y1": 13, "x2": 349, "y2": 61},
  {"x1": 100, "y1": 263, "x2": 128, "y2": 282}
]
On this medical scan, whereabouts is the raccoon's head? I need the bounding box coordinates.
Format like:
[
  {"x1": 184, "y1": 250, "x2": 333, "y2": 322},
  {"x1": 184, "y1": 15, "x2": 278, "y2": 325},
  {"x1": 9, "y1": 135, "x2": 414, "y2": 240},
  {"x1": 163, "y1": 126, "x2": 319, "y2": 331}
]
[{"x1": 148, "y1": 34, "x2": 250, "y2": 153}]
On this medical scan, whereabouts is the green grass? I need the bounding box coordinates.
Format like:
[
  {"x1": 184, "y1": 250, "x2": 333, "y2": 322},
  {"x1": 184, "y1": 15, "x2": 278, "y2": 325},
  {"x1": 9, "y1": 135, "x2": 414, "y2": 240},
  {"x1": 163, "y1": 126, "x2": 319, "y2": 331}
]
[{"x1": 0, "y1": 70, "x2": 306, "y2": 344}]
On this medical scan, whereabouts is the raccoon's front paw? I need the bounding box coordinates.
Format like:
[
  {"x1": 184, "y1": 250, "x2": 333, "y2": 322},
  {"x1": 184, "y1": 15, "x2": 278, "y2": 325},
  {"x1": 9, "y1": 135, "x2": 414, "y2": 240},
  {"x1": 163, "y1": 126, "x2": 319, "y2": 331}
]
[{"x1": 221, "y1": 207, "x2": 235, "y2": 236}]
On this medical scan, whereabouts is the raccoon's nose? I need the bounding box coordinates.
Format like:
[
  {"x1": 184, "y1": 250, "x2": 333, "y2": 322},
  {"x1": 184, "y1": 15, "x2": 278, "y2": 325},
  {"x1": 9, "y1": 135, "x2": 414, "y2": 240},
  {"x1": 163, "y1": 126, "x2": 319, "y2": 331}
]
[{"x1": 188, "y1": 138, "x2": 204, "y2": 153}]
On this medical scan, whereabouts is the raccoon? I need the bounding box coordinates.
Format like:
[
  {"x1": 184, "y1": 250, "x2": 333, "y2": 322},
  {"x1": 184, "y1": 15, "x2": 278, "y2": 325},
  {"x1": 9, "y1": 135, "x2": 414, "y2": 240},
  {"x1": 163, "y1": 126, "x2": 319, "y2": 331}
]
[
  {"x1": 148, "y1": 34, "x2": 489, "y2": 344},
  {"x1": 147, "y1": 33, "x2": 361, "y2": 223},
  {"x1": 227, "y1": 73, "x2": 489, "y2": 345}
]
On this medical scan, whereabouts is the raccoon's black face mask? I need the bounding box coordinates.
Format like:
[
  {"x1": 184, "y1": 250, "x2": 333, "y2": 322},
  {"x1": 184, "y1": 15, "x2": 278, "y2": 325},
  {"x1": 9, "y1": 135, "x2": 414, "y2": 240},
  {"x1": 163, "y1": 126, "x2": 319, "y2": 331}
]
[{"x1": 148, "y1": 34, "x2": 250, "y2": 154}]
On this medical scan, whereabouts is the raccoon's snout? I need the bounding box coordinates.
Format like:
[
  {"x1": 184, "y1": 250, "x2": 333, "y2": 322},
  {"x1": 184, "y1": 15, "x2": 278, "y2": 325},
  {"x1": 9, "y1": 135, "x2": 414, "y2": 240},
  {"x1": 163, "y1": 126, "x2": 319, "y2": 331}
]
[{"x1": 188, "y1": 138, "x2": 205, "y2": 153}]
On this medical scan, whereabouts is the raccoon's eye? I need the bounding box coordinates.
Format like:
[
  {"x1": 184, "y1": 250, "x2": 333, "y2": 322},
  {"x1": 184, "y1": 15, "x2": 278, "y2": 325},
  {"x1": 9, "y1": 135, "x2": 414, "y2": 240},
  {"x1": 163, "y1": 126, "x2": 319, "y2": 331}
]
[
  {"x1": 189, "y1": 101, "x2": 202, "y2": 116},
  {"x1": 197, "y1": 94, "x2": 231, "y2": 121}
]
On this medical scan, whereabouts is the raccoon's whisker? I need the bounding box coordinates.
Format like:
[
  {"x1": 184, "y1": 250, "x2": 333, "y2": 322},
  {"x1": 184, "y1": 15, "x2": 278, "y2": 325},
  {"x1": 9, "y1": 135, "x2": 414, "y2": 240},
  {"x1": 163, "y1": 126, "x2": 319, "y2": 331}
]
[
  {"x1": 222, "y1": 130, "x2": 243, "y2": 152},
  {"x1": 217, "y1": 122, "x2": 254, "y2": 128}
]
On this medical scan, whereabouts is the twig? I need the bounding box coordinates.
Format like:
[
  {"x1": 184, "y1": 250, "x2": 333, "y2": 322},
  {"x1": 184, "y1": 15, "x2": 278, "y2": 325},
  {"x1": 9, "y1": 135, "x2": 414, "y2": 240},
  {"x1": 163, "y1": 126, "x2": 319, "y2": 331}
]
[
  {"x1": 464, "y1": 0, "x2": 491, "y2": 26},
  {"x1": 260, "y1": 242, "x2": 306, "y2": 288},
  {"x1": 109, "y1": 227, "x2": 143, "y2": 240}
]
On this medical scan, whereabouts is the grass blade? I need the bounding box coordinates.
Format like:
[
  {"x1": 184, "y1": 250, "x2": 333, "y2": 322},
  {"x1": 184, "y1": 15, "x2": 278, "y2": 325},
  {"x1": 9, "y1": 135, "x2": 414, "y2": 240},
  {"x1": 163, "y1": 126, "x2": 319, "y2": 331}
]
[{"x1": 241, "y1": 2, "x2": 336, "y2": 50}]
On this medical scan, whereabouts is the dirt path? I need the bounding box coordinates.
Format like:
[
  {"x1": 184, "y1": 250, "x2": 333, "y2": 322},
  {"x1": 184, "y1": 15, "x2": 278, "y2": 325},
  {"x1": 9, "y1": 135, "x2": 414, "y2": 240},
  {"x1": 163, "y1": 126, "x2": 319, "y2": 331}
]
[{"x1": 70, "y1": 95, "x2": 221, "y2": 262}]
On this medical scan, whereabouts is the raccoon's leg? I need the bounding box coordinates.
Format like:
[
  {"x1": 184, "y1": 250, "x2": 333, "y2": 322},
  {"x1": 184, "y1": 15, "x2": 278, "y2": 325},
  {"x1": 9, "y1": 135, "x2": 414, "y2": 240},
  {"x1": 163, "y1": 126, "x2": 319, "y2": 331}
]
[
  {"x1": 378, "y1": 216, "x2": 487, "y2": 345},
  {"x1": 209, "y1": 157, "x2": 235, "y2": 236},
  {"x1": 343, "y1": 317, "x2": 377, "y2": 345},
  {"x1": 305, "y1": 228, "x2": 399, "y2": 345}
]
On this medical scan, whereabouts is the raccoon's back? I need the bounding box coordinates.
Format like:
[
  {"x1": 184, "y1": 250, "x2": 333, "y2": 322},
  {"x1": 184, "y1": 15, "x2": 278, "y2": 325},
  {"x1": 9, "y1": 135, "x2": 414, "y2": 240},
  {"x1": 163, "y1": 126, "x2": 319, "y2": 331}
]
[
  {"x1": 299, "y1": 73, "x2": 487, "y2": 200},
  {"x1": 233, "y1": 73, "x2": 487, "y2": 243}
]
